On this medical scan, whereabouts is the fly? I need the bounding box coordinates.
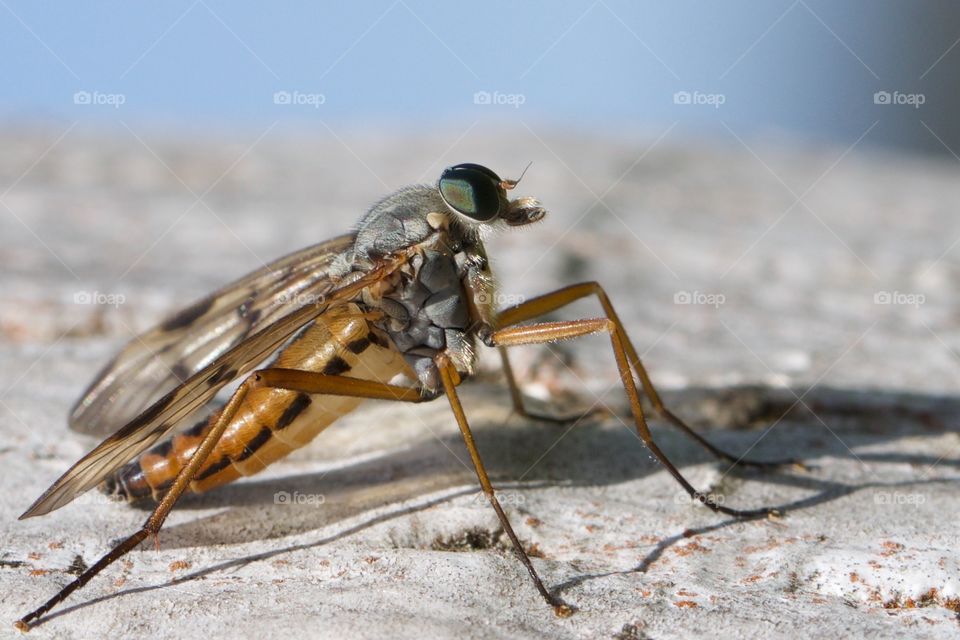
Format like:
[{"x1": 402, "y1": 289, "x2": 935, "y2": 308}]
[{"x1": 14, "y1": 163, "x2": 800, "y2": 631}]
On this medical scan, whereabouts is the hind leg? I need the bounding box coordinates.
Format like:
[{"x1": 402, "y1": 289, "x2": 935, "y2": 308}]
[{"x1": 16, "y1": 371, "x2": 429, "y2": 631}]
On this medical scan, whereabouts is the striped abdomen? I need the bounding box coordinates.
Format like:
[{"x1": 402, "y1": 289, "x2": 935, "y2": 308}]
[{"x1": 102, "y1": 303, "x2": 410, "y2": 502}]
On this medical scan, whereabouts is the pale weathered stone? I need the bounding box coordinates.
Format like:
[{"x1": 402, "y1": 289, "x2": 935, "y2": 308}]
[{"x1": 1, "y1": 129, "x2": 957, "y2": 638}]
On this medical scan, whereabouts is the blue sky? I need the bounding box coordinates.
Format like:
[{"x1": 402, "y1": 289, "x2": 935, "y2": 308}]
[{"x1": 2, "y1": 1, "x2": 958, "y2": 153}]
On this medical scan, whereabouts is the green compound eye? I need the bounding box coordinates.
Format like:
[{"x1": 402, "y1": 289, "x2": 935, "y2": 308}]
[{"x1": 438, "y1": 163, "x2": 503, "y2": 221}]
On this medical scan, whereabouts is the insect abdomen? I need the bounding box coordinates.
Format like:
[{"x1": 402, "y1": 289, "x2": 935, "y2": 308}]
[{"x1": 102, "y1": 304, "x2": 409, "y2": 502}]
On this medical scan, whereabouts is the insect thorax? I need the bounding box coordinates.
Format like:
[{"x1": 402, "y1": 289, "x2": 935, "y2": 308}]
[{"x1": 350, "y1": 185, "x2": 493, "y2": 390}]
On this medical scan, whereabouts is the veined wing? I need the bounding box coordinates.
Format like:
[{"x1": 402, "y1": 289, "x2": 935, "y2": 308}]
[
  {"x1": 69, "y1": 234, "x2": 354, "y2": 437},
  {"x1": 22, "y1": 245, "x2": 413, "y2": 518}
]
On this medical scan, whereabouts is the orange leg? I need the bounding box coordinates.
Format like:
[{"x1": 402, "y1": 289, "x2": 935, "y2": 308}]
[
  {"x1": 496, "y1": 346, "x2": 608, "y2": 424},
  {"x1": 434, "y1": 353, "x2": 572, "y2": 617},
  {"x1": 489, "y1": 317, "x2": 782, "y2": 519},
  {"x1": 495, "y1": 282, "x2": 802, "y2": 470},
  {"x1": 16, "y1": 371, "x2": 429, "y2": 631}
]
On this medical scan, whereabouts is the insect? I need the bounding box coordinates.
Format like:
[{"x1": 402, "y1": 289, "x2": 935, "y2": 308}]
[{"x1": 15, "y1": 163, "x2": 798, "y2": 631}]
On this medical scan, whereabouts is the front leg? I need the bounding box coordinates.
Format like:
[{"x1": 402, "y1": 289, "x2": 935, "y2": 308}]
[
  {"x1": 489, "y1": 317, "x2": 781, "y2": 519},
  {"x1": 494, "y1": 282, "x2": 803, "y2": 470}
]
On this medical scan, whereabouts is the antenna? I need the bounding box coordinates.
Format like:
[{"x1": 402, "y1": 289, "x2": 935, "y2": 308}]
[{"x1": 501, "y1": 161, "x2": 533, "y2": 190}]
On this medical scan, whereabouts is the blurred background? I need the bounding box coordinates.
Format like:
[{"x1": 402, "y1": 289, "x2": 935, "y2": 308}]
[
  {"x1": 3, "y1": 0, "x2": 960, "y2": 152},
  {"x1": 0, "y1": 0, "x2": 956, "y2": 391},
  {"x1": 4, "y1": 5, "x2": 960, "y2": 635}
]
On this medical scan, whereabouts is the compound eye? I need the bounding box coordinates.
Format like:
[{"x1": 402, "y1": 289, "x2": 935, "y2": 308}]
[{"x1": 438, "y1": 163, "x2": 503, "y2": 221}]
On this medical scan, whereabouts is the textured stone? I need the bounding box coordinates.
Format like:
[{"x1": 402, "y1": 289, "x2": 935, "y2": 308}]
[{"x1": 1, "y1": 128, "x2": 958, "y2": 638}]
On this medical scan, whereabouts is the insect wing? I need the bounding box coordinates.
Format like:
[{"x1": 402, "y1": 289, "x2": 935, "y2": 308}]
[
  {"x1": 22, "y1": 241, "x2": 412, "y2": 518},
  {"x1": 69, "y1": 234, "x2": 354, "y2": 437}
]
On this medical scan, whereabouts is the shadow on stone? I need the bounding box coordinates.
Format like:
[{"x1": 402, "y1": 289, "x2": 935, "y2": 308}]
[
  {"x1": 34, "y1": 384, "x2": 960, "y2": 628},
  {"x1": 122, "y1": 382, "x2": 960, "y2": 547}
]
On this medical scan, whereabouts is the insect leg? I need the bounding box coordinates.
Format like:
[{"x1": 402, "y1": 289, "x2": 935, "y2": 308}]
[
  {"x1": 16, "y1": 371, "x2": 427, "y2": 631},
  {"x1": 495, "y1": 282, "x2": 801, "y2": 470},
  {"x1": 490, "y1": 318, "x2": 780, "y2": 519},
  {"x1": 434, "y1": 353, "x2": 573, "y2": 617},
  {"x1": 16, "y1": 374, "x2": 257, "y2": 632},
  {"x1": 247, "y1": 368, "x2": 430, "y2": 401},
  {"x1": 496, "y1": 346, "x2": 608, "y2": 424}
]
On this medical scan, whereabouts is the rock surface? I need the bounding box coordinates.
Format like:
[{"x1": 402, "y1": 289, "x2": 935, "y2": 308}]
[{"x1": 1, "y1": 127, "x2": 958, "y2": 638}]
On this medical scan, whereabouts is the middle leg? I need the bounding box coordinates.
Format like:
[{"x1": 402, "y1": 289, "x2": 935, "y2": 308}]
[{"x1": 434, "y1": 353, "x2": 573, "y2": 617}]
